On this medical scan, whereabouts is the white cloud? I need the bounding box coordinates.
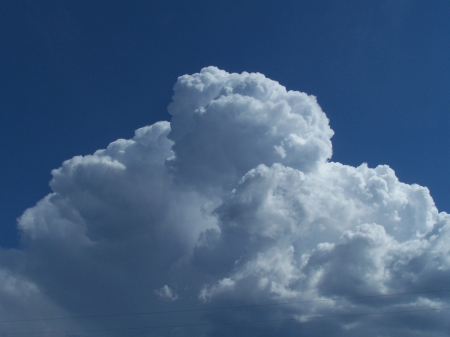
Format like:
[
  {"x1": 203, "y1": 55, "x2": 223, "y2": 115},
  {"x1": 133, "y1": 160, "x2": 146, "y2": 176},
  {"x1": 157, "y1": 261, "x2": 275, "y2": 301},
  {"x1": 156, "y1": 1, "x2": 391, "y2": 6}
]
[
  {"x1": 1, "y1": 67, "x2": 450, "y2": 336},
  {"x1": 156, "y1": 285, "x2": 178, "y2": 302},
  {"x1": 166, "y1": 66, "x2": 333, "y2": 193}
]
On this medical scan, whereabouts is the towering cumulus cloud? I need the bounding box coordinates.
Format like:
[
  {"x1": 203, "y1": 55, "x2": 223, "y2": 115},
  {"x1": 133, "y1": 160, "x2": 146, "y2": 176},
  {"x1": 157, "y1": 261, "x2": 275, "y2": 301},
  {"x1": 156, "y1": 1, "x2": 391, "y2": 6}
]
[{"x1": 1, "y1": 67, "x2": 450, "y2": 336}]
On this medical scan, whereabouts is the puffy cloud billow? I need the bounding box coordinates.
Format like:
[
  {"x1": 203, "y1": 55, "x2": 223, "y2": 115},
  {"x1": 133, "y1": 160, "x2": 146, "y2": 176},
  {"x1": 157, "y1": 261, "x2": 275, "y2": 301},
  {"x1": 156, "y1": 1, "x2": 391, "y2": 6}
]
[{"x1": 1, "y1": 67, "x2": 450, "y2": 336}]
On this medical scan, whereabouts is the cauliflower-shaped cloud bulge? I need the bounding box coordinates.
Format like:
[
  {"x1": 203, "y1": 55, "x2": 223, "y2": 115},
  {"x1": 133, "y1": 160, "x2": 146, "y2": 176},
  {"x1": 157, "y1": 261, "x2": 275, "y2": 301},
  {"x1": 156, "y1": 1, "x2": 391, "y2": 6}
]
[
  {"x1": 167, "y1": 67, "x2": 333, "y2": 192},
  {"x1": 1, "y1": 67, "x2": 450, "y2": 337}
]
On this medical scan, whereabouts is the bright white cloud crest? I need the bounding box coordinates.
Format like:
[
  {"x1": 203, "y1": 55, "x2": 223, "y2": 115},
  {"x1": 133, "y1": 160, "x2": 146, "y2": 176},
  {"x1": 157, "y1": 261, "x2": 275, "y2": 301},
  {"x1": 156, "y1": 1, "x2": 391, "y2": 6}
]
[{"x1": 1, "y1": 67, "x2": 450, "y2": 336}]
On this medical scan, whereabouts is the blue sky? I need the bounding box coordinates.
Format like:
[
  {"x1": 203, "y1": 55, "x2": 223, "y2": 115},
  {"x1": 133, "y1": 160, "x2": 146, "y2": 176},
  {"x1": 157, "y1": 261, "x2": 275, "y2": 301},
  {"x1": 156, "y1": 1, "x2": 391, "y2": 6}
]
[{"x1": 1, "y1": 2, "x2": 450, "y2": 336}]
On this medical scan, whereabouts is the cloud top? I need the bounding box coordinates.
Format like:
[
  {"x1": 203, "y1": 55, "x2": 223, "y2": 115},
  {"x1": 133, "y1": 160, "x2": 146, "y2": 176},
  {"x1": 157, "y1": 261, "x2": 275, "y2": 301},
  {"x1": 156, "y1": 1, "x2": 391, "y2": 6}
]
[{"x1": 167, "y1": 66, "x2": 333, "y2": 191}]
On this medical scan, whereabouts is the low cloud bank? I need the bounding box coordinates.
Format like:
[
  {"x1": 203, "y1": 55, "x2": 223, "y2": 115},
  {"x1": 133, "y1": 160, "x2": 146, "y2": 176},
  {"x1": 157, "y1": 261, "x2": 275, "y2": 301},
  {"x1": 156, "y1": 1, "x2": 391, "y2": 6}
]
[{"x1": 1, "y1": 67, "x2": 449, "y2": 336}]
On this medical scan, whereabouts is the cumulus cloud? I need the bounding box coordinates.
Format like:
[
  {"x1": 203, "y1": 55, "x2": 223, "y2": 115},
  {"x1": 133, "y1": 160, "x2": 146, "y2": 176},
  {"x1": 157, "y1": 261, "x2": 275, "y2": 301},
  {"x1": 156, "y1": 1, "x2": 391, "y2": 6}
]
[{"x1": 1, "y1": 67, "x2": 450, "y2": 336}]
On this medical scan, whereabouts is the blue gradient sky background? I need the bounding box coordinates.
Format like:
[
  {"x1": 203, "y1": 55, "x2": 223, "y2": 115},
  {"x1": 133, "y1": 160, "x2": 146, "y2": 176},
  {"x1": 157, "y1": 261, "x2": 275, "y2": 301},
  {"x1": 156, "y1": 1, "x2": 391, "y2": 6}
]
[{"x1": 1, "y1": 0, "x2": 449, "y2": 248}]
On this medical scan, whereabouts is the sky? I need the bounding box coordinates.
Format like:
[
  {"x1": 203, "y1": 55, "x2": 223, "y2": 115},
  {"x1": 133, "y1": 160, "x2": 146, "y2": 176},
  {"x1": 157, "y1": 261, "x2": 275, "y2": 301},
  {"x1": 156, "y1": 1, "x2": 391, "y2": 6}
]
[{"x1": 1, "y1": 1, "x2": 450, "y2": 336}]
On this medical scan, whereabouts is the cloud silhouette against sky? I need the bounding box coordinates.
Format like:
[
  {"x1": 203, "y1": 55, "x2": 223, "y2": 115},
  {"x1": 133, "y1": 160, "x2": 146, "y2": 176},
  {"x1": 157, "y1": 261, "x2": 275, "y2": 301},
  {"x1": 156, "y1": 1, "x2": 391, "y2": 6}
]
[{"x1": 1, "y1": 67, "x2": 449, "y2": 336}]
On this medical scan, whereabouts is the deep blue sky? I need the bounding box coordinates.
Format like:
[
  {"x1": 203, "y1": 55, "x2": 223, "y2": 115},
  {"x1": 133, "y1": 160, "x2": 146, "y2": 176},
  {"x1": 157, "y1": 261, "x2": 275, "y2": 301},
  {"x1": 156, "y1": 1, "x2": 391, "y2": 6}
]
[{"x1": 1, "y1": 0, "x2": 449, "y2": 248}]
